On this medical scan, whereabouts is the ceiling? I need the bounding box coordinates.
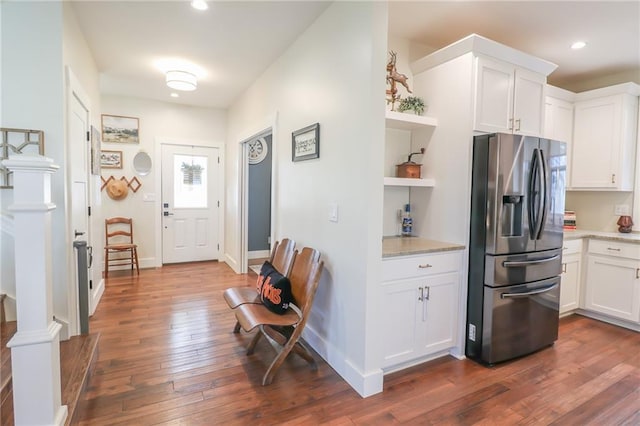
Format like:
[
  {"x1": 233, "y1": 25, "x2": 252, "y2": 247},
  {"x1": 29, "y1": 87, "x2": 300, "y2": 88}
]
[{"x1": 71, "y1": 1, "x2": 640, "y2": 109}]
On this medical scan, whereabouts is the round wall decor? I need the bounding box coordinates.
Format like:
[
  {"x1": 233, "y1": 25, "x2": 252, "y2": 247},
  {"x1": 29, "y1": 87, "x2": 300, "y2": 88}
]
[{"x1": 248, "y1": 137, "x2": 268, "y2": 164}]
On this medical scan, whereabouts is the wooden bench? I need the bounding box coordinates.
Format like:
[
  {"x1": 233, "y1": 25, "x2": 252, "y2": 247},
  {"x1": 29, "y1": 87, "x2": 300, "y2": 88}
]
[
  {"x1": 233, "y1": 247, "x2": 324, "y2": 385},
  {"x1": 223, "y1": 238, "x2": 296, "y2": 333}
]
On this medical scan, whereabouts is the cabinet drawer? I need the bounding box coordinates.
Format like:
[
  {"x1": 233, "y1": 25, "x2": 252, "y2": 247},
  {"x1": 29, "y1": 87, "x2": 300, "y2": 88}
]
[
  {"x1": 588, "y1": 239, "x2": 640, "y2": 260},
  {"x1": 383, "y1": 251, "x2": 462, "y2": 282},
  {"x1": 562, "y1": 239, "x2": 582, "y2": 255}
]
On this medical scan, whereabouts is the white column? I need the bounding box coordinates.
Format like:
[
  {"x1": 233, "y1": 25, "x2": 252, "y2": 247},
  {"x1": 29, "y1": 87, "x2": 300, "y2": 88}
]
[{"x1": 4, "y1": 155, "x2": 67, "y2": 426}]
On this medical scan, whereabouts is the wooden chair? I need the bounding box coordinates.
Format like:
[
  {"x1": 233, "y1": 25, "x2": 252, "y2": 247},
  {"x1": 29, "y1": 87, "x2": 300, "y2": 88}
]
[
  {"x1": 223, "y1": 238, "x2": 296, "y2": 333},
  {"x1": 104, "y1": 217, "x2": 140, "y2": 278},
  {"x1": 234, "y1": 247, "x2": 324, "y2": 385}
]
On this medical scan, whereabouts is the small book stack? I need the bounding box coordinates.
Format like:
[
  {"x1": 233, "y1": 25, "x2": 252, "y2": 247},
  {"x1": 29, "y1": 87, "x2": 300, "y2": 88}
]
[{"x1": 564, "y1": 211, "x2": 577, "y2": 231}]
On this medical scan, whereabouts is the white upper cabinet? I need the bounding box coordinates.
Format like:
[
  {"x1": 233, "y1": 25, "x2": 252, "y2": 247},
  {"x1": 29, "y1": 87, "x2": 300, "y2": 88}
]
[
  {"x1": 544, "y1": 94, "x2": 574, "y2": 187},
  {"x1": 570, "y1": 92, "x2": 638, "y2": 190},
  {"x1": 474, "y1": 56, "x2": 546, "y2": 136}
]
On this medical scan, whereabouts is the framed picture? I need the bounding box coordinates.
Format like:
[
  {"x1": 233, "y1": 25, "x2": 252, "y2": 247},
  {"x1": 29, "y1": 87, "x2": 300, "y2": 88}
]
[
  {"x1": 101, "y1": 114, "x2": 139, "y2": 144},
  {"x1": 90, "y1": 126, "x2": 101, "y2": 175},
  {"x1": 292, "y1": 122, "x2": 320, "y2": 162},
  {"x1": 100, "y1": 150, "x2": 123, "y2": 169}
]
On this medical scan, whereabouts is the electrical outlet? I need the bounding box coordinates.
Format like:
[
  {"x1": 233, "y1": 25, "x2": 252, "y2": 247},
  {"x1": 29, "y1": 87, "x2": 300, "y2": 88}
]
[{"x1": 614, "y1": 204, "x2": 630, "y2": 216}]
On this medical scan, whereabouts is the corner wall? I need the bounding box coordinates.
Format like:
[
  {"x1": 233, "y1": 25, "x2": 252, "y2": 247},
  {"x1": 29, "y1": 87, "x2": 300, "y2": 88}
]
[{"x1": 226, "y1": 2, "x2": 387, "y2": 396}]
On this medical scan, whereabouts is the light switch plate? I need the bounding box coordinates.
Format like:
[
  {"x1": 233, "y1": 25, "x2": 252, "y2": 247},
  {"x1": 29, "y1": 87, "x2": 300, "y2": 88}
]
[
  {"x1": 328, "y1": 203, "x2": 338, "y2": 222},
  {"x1": 143, "y1": 193, "x2": 155, "y2": 202},
  {"x1": 614, "y1": 204, "x2": 630, "y2": 216}
]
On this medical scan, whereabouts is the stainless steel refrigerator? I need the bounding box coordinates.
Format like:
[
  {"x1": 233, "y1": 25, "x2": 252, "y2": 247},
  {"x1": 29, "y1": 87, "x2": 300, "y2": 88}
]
[{"x1": 466, "y1": 133, "x2": 566, "y2": 365}]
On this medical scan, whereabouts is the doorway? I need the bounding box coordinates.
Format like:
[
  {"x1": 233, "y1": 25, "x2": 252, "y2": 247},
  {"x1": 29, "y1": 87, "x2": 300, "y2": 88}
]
[
  {"x1": 240, "y1": 130, "x2": 275, "y2": 273},
  {"x1": 161, "y1": 144, "x2": 220, "y2": 264},
  {"x1": 247, "y1": 135, "x2": 273, "y2": 271}
]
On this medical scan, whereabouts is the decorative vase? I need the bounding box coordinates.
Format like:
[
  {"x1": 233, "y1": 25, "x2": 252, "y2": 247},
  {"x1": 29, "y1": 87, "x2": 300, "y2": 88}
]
[{"x1": 617, "y1": 215, "x2": 633, "y2": 233}]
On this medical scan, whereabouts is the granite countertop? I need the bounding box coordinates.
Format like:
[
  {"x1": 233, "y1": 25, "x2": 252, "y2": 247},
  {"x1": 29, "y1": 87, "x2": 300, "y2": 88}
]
[
  {"x1": 383, "y1": 236, "x2": 465, "y2": 258},
  {"x1": 564, "y1": 229, "x2": 640, "y2": 244}
]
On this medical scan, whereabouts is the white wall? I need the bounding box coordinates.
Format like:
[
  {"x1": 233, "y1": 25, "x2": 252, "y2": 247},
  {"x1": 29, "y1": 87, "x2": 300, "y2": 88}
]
[
  {"x1": 1, "y1": 2, "x2": 67, "y2": 325},
  {"x1": 226, "y1": 2, "x2": 387, "y2": 396},
  {"x1": 100, "y1": 95, "x2": 226, "y2": 267}
]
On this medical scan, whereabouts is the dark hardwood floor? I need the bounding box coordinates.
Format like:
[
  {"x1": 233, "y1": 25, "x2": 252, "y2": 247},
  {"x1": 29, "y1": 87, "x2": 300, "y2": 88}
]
[{"x1": 75, "y1": 261, "x2": 640, "y2": 425}]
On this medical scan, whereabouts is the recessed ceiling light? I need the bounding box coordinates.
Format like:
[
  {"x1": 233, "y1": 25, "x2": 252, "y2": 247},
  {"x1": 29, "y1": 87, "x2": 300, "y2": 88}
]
[
  {"x1": 170, "y1": 93, "x2": 179, "y2": 98},
  {"x1": 191, "y1": 0, "x2": 208, "y2": 11},
  {"x1": 571, "y1": 41, "x2": 587, "y2": 50}
]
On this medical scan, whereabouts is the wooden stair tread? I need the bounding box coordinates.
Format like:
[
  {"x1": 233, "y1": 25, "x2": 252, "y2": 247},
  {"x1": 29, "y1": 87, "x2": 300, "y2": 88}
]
[{"x1": 0, "y1": 321, "x2": 99, "y2": 426}]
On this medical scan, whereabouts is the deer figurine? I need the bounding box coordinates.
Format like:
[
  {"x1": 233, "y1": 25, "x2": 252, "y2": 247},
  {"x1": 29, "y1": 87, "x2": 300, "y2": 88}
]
[{"x1": 386, "y1": 51, "x2": 412, "y2": 110}]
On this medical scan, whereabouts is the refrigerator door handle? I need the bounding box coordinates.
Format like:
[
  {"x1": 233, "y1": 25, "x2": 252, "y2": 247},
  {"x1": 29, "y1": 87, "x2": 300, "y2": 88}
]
[
  {"x1": 527, "y1": 149, "x2": 538, "y2": 239},
  {"x1": 502, "y1": 254, "x2": 560, "y2": 268},
  {"x1": 536, "y1": 148, "x2": 548, "y2": 239},
  {"x1": 500, "y1": 283, "x2": 558, "y2": 299}
]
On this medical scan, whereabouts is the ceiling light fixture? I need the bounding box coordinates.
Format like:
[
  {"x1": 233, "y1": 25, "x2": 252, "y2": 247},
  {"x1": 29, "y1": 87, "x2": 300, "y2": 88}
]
[
  {"x1": 571, "y1": 41, "x2": 587, "y2": 50},
  {"x1": 166, "y1": 70, "x2": 197, "y2": 91},
  {"x1": 170, "y1": 93, "x2": 179, "y2": 98},
  {"x1": 191, "y1": 0, "x2": 208, "y2": 11}
]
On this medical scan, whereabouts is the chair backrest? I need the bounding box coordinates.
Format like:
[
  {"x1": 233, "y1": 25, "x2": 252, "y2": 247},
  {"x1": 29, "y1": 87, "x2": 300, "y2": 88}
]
[
  {"x1": 105, "y1": 217, "x2": 135, "y2": 245},
  {"x1": 288, "y1": 247, "x2": 324, "y2": 314},
  {"x1": 270, "y1": 238, "x2": 296, "y2": 276}
]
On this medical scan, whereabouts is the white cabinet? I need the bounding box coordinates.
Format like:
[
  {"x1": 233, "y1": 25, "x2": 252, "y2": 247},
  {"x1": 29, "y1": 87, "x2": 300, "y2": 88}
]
[
  {"x1": 584, "y1": 240, "x2": 640, "y2": 322},
  {"x1": 474, "y1": 56, "x2": 546, "y2": 136},
  {"x1": 570, "y1": 93, "x2": 638, "y2": 190},
  {"x1": 381, "y1": 250, "x2": 461, "y2": 368},
  {"x1": 544, "y1": 95, "x2": 574, "y2": 188},
  {"x1": 559, "y1": 239, "x2": 582, "y2": 314}
]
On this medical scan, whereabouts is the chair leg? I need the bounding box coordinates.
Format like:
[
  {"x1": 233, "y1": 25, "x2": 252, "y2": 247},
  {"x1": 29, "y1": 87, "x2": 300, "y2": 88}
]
[
  {"x1": 246, "y1": 330, "x2": 263, "y2": 355},
  {"x1": 262, "y1": 337, "x2": 296, "y2": 386},
  {"x1": 233, "y1": 321, "x2": 242, "y2": 334},
  {"x1": 104, "y1": 248, "x2": 109, "y2": 278},
  {"x1": 134, "y1": 247, "x2": 140, "y2": 274},
  {"x1": 293, "y1": 340, "x2": 317, "y2": 370}
]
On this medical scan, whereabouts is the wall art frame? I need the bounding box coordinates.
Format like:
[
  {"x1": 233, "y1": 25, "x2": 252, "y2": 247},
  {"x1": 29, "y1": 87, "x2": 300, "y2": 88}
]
[
  {"x1": 100, "y1": 150, "x2": 123, "y2": 169},
  {"x1": 292, "y1": 122, "x2": 320, "y2": 162},
  {"x1": 101, "y1": 114, "x2": 139, "y2": 144}
]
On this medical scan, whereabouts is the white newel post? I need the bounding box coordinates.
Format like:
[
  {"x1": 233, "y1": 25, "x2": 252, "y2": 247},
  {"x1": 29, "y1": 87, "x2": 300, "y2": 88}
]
[{"x1": 3, "y1": 156, "x2": 68, "y2": 426}]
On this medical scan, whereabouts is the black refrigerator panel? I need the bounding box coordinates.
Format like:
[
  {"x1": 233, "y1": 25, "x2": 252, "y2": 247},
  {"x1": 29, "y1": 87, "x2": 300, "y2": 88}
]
[
  {"x1": 481, "y1": 277, "x2": 560, "y2": 364},
  {"x1": 482, "y1": 133, "x2": 537, "y2": 256},
  {"x1": 535, "y1": 138, "x2": 566, "y2": 252},
  {"x1": 484, "y1": 248, "x2": 562, "y2": 288}
]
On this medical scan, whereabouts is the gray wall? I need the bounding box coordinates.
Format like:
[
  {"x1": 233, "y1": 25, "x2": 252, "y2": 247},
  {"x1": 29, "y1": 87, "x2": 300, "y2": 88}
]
[{"x1": 248, "y1": 134, "x2": 272, "y2": 252}]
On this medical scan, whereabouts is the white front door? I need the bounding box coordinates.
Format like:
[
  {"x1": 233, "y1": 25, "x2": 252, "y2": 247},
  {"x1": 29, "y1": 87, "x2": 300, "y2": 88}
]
[{"x1": 161, "y1": 144, "x2": 220, "y2": 264}]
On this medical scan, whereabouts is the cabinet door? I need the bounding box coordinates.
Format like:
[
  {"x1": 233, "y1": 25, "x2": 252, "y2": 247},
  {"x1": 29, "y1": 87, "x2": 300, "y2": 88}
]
[
  {"x1": 544, "y1": 97, "x2": 574, "y2": 187},
  {"x1": 420, "y1": 272, "x2": 459, "y2": 354},
  {"x1": 585, "y1": 255, "x2": 640, "y2": 322},
  {"x1": 571, "y1": 96, "x2": 621, "y2": 189},
  {"x1": 474, "y1": 56, "x2": 514, "y2": 133},
  {"x1": 381, "y1": 278, "x2": 422, "y2": 368},
  {"x1": 513, "y1": 69, "x2": 546, "y2": 136},
  {"x1": 559, "y1": 253, "x2": 581, "y2": 314}
]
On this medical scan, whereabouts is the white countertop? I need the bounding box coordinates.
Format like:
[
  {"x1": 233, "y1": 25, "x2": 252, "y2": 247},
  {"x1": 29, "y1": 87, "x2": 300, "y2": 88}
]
[{"x1": 564, "y1": 229, "x2": 640, "y2": 244}]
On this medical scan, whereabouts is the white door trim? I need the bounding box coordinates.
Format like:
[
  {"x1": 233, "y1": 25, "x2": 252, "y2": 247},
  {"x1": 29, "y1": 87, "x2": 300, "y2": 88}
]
[
  {"x1": 155, "y1": 137, "x2": 225, "y2": 267},
  {"x1": 236, "y1": 111, "x2": 279, "y2": 274},
  {"x1": 64, "y1": 66, "x2": 92, "y2": 338}
]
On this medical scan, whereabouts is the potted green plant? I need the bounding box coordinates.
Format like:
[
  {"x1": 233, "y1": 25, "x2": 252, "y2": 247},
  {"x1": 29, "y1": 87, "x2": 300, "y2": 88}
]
[{"x1": 397, "y1": 96, "x2": 426, "y2": 115}]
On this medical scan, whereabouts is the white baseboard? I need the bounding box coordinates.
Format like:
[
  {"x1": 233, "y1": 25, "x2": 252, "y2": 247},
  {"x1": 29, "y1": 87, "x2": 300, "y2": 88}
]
[
  {"x1": 248, "y1": 250, "x2": 270, "y2": 260},
  {"x1": 225, "y1": 253, "x2": 241, "y2": 274},
  {"x1": 54, "y1": 316, "x2": 70, "y2": 341},
  {"x1": 575, "y1": 309, "x2": 640, "y2": 332},
  {"x1": 3, "y1": 293, "x2": 16, "y2": 321},
  {"x1": 302, "y1": 325, "x2": 383, "y2": 398},
  {"x1": 90, "y1": 278, "x2": 105, "y2": 316}
]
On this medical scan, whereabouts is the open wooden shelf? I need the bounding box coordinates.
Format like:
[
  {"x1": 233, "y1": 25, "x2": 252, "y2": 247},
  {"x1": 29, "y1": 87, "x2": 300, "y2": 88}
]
[
  {"x1": 385, "y1": 110, "x2": 438, "y2": 130},
  {"x1": 384, "y1": 177, "x2": 436, "y2": 187}
]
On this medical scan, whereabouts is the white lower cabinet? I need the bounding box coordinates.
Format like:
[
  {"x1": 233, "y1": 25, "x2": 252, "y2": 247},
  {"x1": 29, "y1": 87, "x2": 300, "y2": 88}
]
[
  {"x1": 559, "y1": 239, "x2": 582, "y2": 314},
  {"x1": 584, "y1": 240, "x2": 640, "y2": 322},
  {"x1": 381, "y1": 251, "x2": 461, "y2": 369}
]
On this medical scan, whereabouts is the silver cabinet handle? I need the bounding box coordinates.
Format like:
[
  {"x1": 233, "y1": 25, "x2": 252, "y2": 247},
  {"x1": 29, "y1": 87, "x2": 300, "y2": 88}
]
[
  {"x1": 562, "y1": 263, "x2": 567, "y2": 273},
  {"x1": 418, "y1": 287, "x2": 424, "y2": 301},
  {"x1": 418, "y1": 264, "x2": 433, "y2": 269},
  {"x1": 636, "y1": 269, "x2": 639, "y2": 279},
  {"x1": 515, "y1": 118, "x2": 521, "y2": 131},
  {"x1": 612, "y1": 174, "x2": 616, "y2": 184},
  {"x1": 425, "y1": 286, "x2": 430, "y2": 300},
  {"x1": 508, "y1": 118, "x2": 514, "y2": 130},
  {"x1": 606, "y1": 247, "x2": 621, "y2": 252}
]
